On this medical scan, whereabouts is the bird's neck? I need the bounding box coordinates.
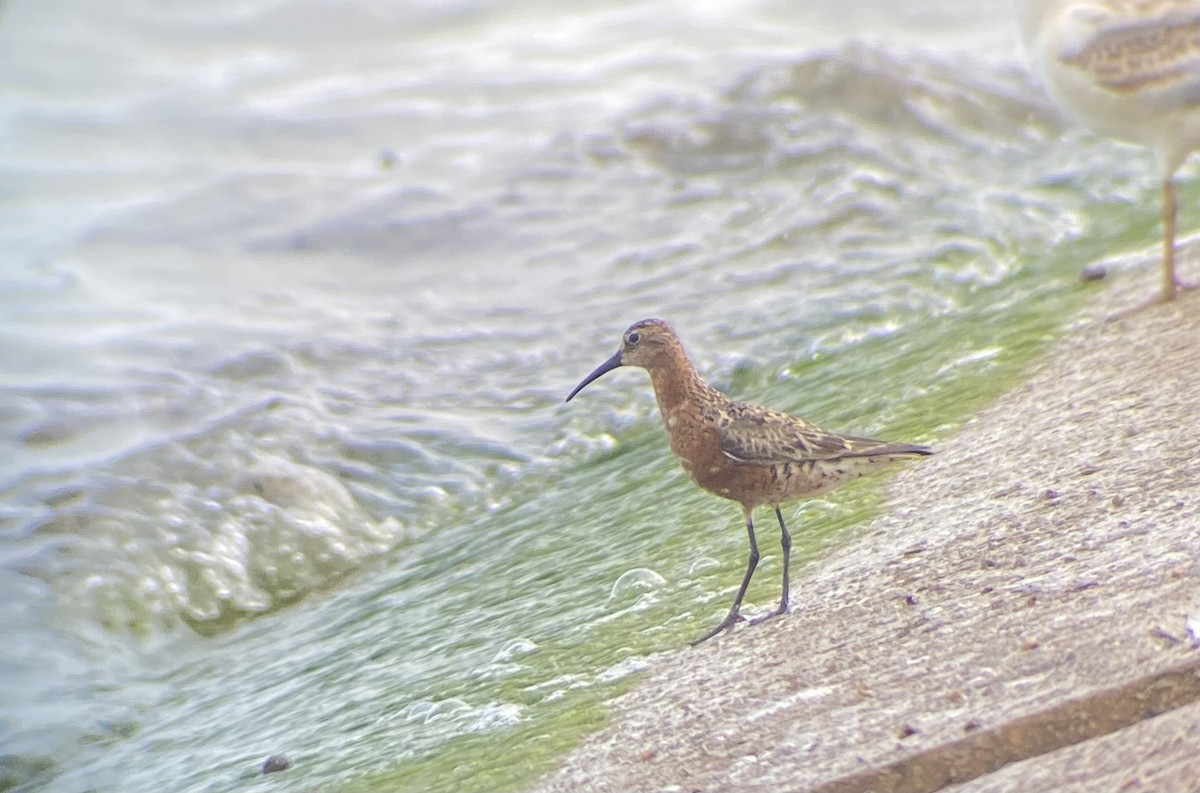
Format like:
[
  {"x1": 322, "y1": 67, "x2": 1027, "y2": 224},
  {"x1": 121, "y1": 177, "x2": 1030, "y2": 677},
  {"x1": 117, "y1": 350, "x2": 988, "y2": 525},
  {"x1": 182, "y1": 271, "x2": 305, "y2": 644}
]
[{"x1": 647, "y1": 349, "x2": 711, "y2": 419}]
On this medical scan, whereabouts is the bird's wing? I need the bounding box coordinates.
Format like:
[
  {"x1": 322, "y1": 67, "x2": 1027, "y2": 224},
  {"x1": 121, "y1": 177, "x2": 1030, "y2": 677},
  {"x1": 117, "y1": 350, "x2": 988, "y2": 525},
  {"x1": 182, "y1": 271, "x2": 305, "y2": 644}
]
[
  {"x1": 716, "y1": 411, "x2": 907, "y2": 466},
  {"x1": 1057, "y1": 2, "x2": 1200, "y2": 108}
]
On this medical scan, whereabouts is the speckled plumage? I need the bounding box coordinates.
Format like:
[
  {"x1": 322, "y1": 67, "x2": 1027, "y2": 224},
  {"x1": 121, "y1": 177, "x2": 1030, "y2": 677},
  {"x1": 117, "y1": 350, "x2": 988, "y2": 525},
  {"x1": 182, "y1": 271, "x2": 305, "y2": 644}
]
[{"x1": 566, "y1": 319, "x2": 932, "y2": 644}]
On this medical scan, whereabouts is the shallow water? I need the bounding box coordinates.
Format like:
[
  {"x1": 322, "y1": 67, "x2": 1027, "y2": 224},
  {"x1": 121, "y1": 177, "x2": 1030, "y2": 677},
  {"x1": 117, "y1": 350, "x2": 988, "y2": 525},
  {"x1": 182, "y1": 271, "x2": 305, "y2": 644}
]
[{"x1": 0, "y1": 0, "x2": 1180, "y2": 790}]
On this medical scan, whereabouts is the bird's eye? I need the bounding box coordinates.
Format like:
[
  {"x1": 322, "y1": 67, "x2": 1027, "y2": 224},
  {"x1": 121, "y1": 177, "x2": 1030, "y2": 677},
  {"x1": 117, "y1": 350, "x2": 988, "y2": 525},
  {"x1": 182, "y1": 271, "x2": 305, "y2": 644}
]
[{"x1": 627, "y1": 332, "x2": 641, "y2": 345}]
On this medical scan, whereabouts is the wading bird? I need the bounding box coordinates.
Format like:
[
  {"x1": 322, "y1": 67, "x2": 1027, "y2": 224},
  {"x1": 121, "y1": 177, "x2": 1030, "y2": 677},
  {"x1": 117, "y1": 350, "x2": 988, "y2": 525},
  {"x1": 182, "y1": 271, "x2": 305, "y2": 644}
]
[{"x1": 566, "y1": 319, "x2": 932, "y2": 644}]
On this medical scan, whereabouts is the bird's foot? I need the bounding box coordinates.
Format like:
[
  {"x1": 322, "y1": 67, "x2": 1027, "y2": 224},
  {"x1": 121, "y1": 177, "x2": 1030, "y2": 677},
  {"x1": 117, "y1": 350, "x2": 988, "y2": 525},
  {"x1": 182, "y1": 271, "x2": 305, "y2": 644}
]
[
  {"x1": 749, "y1": 603, "x2": 789, "y2": 626},
  {"x1": 1109, "y1": 279, "x2": 1195, "y2": 320},
  {"x1": 690, "y1": 612, "x2": 745, "y2": 646}
]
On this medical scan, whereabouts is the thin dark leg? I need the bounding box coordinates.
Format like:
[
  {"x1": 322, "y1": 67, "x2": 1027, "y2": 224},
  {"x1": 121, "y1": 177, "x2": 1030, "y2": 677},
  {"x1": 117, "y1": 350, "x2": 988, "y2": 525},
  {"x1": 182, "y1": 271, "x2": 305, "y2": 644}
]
[
  {"x1": 774, "y1": 506, "x2": 791, "y2": 616},
  {"x1": 691, "y1": 508, "x2": 758, "y2": 645},
  {"x1": 748, "y1": 506, "x2": 792, "y2": 627}
]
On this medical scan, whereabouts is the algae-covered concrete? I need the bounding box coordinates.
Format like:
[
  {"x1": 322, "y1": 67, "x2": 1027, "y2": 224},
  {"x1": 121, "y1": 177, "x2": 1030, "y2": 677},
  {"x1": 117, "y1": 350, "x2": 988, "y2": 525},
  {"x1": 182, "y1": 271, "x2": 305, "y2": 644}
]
[{"x1": 530, "y1": 251, "x2": 1200, "y2": 793}]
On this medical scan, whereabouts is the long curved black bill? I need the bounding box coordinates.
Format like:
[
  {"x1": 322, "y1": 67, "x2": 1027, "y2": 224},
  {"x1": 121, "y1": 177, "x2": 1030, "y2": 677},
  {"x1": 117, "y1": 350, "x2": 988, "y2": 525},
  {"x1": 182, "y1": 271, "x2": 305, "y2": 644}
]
[{"x1": 565, "y1": 350, "x2": 623, "y2": 402}]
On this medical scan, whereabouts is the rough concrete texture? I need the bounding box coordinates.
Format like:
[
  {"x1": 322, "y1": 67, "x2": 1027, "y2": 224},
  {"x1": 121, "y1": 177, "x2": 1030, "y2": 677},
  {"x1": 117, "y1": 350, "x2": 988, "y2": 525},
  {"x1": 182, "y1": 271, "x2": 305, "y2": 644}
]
[{"x1": 529, "y1": 250, "x2": 1200, "y2": 793}]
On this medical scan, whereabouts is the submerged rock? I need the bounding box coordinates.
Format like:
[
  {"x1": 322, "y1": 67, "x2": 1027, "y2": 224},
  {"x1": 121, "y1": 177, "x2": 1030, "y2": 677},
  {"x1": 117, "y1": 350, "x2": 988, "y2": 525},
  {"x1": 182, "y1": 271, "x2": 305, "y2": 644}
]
[{"x1": 261, "y1": 754, "x2": 291, "y2": 775}]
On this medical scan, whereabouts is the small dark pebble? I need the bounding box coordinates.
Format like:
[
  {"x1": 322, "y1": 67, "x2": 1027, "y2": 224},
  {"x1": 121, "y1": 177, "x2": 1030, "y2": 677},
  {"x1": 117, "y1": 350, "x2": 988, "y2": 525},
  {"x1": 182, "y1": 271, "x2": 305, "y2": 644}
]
[
  {"x1": 898, "y1": 724, "x2": 918, "y2": 739},
  {"x1": 964, "y1": 719, "x2": 982, "y2": 733},
  {"x1": 1080, "y1": 263, "x2": 1107, "y2": 282},
  {"x1": 261, "y1": 755, "x2": 291, "y2": 775}
]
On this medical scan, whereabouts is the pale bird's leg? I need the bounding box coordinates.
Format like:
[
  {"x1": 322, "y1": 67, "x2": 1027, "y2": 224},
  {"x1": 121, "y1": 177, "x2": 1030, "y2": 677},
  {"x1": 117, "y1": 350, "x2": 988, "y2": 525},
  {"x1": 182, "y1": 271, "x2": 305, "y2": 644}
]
[
  {"x1": 691, "y1": 506, "x2": 758, "y2": 646},
  {"x1": 1163, "y1": 175, "x2": 1178, "y2": 302},
  {"x1": 1112, "y1": 176, "x2": 1194, "y2": 318},
  {"x1": 1160, "y1": 176, "x2": 1197, "y2": 298}
]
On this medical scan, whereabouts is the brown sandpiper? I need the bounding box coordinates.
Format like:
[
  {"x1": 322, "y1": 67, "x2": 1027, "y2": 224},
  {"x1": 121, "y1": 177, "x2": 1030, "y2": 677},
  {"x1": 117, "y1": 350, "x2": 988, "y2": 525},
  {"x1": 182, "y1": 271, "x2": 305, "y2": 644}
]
[{"x1": 566, "y1": 318, "x2": 933, "y2": 645}]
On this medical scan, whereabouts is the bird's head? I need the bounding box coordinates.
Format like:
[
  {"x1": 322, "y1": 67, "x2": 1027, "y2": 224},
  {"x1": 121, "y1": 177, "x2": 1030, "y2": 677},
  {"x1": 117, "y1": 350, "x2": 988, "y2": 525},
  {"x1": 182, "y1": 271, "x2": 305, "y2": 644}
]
[{"x1": 565, "y1": 318, "x2": 680, "y2": 402}]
